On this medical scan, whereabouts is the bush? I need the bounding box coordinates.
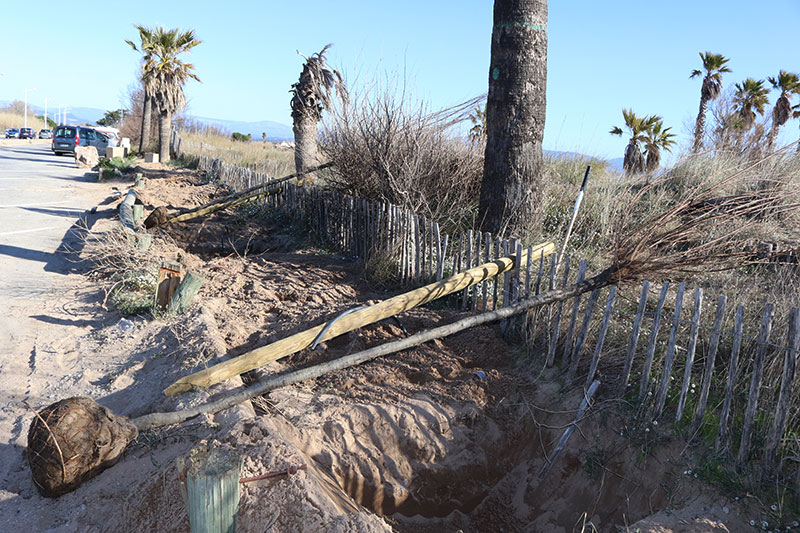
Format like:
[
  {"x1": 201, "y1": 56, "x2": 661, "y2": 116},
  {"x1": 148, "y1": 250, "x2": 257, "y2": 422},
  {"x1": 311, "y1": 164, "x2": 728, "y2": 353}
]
[
  {"x1": 231, "y1": 132, "x2": 252, "y2": 142},
  {"x1": 320, "y1": 81, "x2": 484, "y2": 233}
]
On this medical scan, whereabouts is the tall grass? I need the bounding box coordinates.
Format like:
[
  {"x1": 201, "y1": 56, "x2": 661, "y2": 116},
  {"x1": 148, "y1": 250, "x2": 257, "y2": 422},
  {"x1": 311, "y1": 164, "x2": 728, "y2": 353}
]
[
  {"x1": 0, "y1": 111, "x2": 48, "y2": 132},
  {"x1": 178, "y1": 131, "x2": 294, "y2": 177}
]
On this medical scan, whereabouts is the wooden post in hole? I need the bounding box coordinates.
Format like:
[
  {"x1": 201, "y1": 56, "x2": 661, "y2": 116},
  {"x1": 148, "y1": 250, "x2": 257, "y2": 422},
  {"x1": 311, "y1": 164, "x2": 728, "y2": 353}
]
[
  {"x1": 181, "y1": 446, "x2": 242, "y2": 533},
  {"x1": 156, "y1": 262, "x2": 182, "y2": 311},
  {"x1": 167, "y1": 271, "x2": 204, "y2": 316}
]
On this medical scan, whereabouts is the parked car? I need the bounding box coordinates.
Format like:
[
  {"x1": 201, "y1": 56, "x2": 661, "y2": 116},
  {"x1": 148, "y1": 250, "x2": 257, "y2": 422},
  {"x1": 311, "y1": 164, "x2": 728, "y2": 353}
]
[
  {"x1": 19, "y1": 127, "x2": 35, "y2": 139},
  {"x1": 5, "y1": 128, "x2": 19, "y2": 138},
  {"x1": 38, "y1": 129, "x2": 53, "y2": 139},
  {"x1": 51, "y1": 126, "x2": 109, "y2": 156}
]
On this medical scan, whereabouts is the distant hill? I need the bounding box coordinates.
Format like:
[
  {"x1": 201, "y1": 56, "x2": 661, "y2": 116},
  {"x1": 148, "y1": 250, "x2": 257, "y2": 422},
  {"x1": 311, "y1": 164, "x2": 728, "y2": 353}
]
[
  {"x1": 0, "y1": 100, "x2": 294, "y2": 141},
  {"x1": 190, "y1": 115, "x2": 293, "y2": 142}
]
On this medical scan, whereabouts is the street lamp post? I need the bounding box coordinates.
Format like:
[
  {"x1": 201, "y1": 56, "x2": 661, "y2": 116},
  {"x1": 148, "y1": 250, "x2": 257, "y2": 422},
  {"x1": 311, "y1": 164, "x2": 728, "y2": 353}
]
[{"x1": 24, "y1": 88, "x2": 36, "y2": 128}]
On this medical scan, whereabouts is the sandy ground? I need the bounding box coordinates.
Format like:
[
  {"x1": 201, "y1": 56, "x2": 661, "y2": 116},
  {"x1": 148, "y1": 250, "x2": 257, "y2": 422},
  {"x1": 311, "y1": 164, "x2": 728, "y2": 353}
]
[{"x1": 0, "y1": 157, "x2": 776, "y2": 532}]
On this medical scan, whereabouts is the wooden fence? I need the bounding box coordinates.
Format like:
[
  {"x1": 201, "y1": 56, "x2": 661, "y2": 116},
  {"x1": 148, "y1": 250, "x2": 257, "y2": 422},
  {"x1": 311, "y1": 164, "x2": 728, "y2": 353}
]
[
  {"x1": 537, "y1": 274, "x2": 800, "y2": 484},
  {"x1": 175, "y1": 135, "x2": 800, "y2": 485}
]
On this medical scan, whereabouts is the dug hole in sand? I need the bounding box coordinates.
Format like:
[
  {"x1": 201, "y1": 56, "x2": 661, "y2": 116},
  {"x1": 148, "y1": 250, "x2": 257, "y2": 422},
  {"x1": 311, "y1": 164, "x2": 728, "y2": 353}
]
[{"x1": 5, "y1": 166, "x2": 752, "y2": 532}]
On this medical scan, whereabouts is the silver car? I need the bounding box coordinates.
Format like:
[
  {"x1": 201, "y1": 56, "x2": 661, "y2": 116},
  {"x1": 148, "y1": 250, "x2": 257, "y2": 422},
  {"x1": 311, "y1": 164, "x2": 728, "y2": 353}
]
[{"x1": 51, "y1": 126, "x2": 109, "y2": 156}]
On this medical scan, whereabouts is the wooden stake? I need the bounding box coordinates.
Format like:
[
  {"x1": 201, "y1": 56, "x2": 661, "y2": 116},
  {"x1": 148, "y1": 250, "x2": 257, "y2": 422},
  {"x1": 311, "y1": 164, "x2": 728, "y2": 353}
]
[
  {"x1": 763, "y1": 308, "x2": 800, "y2": 474},
  {"x1": 737, "y1": 304, "x2": 775, "y2": 466},
  {"x1": 692, "y1": 294, "x2": 727, "y2": 431},
  {"x1": 618, "y1": 281, "x2": 650, "y2": 396},
  {"x1": 585, "y1": 286, "x2": 617, "y2": 389},
  {"x1": 164, "y1": 241, "x2": 555, "y2": 395},
  {"x1": 181, "y1": 447, "x2": 241, "y2": 533},
  {"x1": 166, "y1": 272, "x2": 204, "y2": 316},
  {"x1": 652, "y1": 282, "x2": 686, "y2": 419},
  {"x1": 638, "y1": 282, "x2": 670, "y2": 403},
  {"x1": 716, "y1": 304, "x2": 745, "y2": 453},
  {"x1": 539, "y1": 380, "x2": 600, "y2": 480},
  {"x1": 675, "y1": 288, "x2": 703, "y2": 422}
]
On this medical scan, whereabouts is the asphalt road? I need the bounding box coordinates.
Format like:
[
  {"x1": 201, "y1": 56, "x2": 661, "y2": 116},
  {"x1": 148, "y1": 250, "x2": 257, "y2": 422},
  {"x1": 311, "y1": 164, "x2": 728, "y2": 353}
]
[
  {"x1": 0, "y1": 140, "x2": 108, "y2": 299},
  {"x1": 0, "y1": 141, "x2": 112, "y2": 479}
]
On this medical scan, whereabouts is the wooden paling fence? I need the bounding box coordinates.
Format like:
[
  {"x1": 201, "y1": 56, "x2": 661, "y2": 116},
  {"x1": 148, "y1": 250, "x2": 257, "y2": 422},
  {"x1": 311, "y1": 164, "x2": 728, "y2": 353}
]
[
  {"x1": 188, "y1": 151, "x2": 559, "y2": 314},
  {"x1": 176, "y1": 136, "x2": 800, "y2": 485},
  {"x1": 536, "y1": 272, "x2": 800, "y2": 483}
]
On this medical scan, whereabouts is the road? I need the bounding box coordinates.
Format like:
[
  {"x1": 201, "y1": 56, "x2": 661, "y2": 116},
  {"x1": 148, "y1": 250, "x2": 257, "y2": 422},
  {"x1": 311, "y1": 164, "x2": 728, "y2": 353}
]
[{"x1": 0, "y1": 140, "x2": 112, "y2": 497}]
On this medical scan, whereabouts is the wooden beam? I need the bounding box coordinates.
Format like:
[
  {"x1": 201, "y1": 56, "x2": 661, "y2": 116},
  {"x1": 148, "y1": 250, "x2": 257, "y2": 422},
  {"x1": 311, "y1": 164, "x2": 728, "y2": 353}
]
[{"x1": 164, "y1": 241, "x2": 555, "y2": 396}]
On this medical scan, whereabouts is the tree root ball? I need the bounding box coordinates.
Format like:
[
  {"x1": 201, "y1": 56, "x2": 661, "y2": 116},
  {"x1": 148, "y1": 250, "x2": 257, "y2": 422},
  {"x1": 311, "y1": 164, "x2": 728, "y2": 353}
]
[
  {"x1": 144, "y1": 205, "x2": 169, "y2": 228},
  {"x1": 27, "y1": 397, "x2": 138, "y2": 497}
]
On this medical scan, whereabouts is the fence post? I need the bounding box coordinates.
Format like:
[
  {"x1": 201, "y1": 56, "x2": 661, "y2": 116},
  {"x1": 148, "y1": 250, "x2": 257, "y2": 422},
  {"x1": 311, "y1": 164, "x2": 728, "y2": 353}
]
[
  {"x1": 585, "y1": 286, "x2": 617, "y2": 389},
  {"x1": 561, "y1": 259, "x2": 587, "y2": 369},
  {"x1": 618, "y1": 281, "x2": 650, "y2": 396},
  {"x1": 639, "y1": 282, "x2": 670, "y2": 403},
  {"x1": 715, "y1": 304, "x2": 745, "y2": 453},
  {"x1": 692, "y1": 294, "x2": 727, "y2": 431},
  {"x1": 546, "y1": 255, "x2": 570, "y2": 368},
  {"x1": 737, "y1": 304, "x2": 775, "y2": 467},
  {"x1": 762, "y1": 307, "x2": 800, "y2": 474},
  {"x1": 481, "y1": 233, "x2": 491, "y2": 312},
  {"x1": 567, "y1": 288, "x2": 601, "y2": 382},
  {"x1": 676, "y1": 288, "x2": 703, "y2": 422},
  {"x1": 652, "y1": 282, "x2": 686, "y2": 419},
  {"x1": 463, "y1": 230, "x2": 473, "y2": 311}
]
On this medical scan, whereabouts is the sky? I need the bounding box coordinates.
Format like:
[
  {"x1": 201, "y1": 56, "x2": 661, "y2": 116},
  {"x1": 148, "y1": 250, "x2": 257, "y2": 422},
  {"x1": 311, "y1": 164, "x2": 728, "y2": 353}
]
[{"x1": 1, "y1": 0, "x2": 799, "y2": 161}]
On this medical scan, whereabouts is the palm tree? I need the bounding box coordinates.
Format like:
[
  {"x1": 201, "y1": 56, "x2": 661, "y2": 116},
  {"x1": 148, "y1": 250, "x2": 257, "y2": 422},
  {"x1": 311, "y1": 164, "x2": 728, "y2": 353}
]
[
  {"x1": 690, "y1": 52, "x2": 731, "y2": 153},
  {"x1": 479, "y1": 0, "x2": 548, "y2": 236},
  {"x1": 126, "y1": 25, "x2": 157, "y2": 153},
  {"x1": 731, "y1": 78, "x2": 769, "y2": 152},
  {"x1": 147, "y1": 27, "x2": 201, "y2": 163},
  {"x1": 765, "y1": 70, "x2": 800, "y2": 152},
  {"x1": 642, "y1": 118, "x2": 676, "y2": 171},
  {"x1": 290, "y1": 44, "x2": 347, "y2": 176},
  {"x1": 610, "y1": 109, "x2": 657, "y2": 175}
]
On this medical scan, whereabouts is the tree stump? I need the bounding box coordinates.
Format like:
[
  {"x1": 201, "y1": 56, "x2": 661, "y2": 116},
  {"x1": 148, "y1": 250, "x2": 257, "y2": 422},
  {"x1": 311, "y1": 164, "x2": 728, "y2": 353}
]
[{"x1": 180, "y1": 446, "x2": 242, "y2": 533}]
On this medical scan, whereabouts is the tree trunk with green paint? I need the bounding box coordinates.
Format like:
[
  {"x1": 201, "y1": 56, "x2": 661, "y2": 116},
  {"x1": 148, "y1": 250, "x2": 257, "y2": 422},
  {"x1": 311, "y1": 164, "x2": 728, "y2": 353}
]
[
  {"x1": 159, "y1": 111, "x2": 171, "y2": 163},
  {"x1": 140, "y1": 93, "x2": 153, "y2": 153},
  {"x1": 479, "y1": 0, "x2": 548, "y2": 237}
]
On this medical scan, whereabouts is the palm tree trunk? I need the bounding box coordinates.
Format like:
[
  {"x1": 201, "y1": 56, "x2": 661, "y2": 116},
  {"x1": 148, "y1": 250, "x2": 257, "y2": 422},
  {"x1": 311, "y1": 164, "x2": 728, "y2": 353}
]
[
  {"x1": 292, "y1": 111, "x2": 319, "y2": 176},
  {"x1": 692, "y1": 96, "x2": 708, "y2": 153},
  {"x1": 479, "y1": 0, "x2": 548, "y2": 237},
  {"x1": 140, "y1": 92, "x2": 152, "y2": 153},
  {"x1": 158, "y1": 111, "x2": 171, "y2": 163},
  {"x1": 765, "y1": 122, "x2": 780, "y2": 153}
]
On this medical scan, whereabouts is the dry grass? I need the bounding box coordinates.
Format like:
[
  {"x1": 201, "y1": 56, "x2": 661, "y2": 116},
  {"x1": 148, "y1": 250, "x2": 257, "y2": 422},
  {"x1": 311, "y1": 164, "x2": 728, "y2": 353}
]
[
  {"x1": 0, "y1": 111, "x2": 48, "y2": 132},
  {"x1": 178, "y1": 131, "x2": 294, "y2": 177}
]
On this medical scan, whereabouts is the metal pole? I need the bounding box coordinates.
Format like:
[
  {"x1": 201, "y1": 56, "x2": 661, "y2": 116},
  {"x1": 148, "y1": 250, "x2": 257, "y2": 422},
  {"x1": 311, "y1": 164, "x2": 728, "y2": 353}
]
[{"x1": 557, "y1": 165, "x2": 591, "y2": 267}]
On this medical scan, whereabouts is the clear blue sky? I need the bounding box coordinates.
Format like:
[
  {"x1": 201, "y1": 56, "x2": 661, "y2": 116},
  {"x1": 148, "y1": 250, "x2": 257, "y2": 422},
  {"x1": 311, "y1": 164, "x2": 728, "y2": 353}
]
[{"x1": 2, "y1": 0, "x2": 798, "y2": 160}]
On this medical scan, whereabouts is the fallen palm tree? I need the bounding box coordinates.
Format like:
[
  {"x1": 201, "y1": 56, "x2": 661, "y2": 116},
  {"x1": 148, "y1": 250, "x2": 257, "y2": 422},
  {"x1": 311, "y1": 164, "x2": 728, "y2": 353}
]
[
  {"x1": 144, "y1": 162, "x2": 334, "y2": 228},
  {"x1": 164, "y1": 240, "x2": 556, "y2": 395},
  {"x1": 26, "y1": 145, "x2": 800, "y2": 497}
]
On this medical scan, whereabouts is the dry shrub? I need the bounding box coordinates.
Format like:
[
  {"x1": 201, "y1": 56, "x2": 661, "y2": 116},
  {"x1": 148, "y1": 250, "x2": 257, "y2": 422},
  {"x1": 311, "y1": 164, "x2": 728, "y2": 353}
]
[{"x1": 320, "y1": 79, "x2": 485, "y2": 233}]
